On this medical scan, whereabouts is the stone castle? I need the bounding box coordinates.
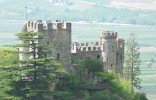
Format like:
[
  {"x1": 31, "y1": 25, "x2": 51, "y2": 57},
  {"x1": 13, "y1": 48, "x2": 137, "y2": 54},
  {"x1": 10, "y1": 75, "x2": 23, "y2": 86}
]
[{"x1": 20, "y1": 20, "x2": 125, "y2": 74}]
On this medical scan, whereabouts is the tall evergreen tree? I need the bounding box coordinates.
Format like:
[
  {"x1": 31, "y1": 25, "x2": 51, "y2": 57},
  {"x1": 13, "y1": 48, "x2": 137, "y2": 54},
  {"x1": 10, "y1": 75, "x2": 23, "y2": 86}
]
[
  {"x1": 124, "y1": 33, "x2": 142, "y2": 93},
  {"x1": 0, "y1": 32, "x2": 63, "y2": 100}
]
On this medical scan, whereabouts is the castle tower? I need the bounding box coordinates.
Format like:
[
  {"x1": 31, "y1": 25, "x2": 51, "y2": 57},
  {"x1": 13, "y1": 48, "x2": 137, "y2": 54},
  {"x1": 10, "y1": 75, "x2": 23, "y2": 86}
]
[
  {"x1": 100, "y1": 31, "x2": 117, "y2": 72},
  {"x1": 20, "y1": 20, "x2": 72, "y2": 71},
  {"x1": 116, "y1": 38, "x2": 125, "y2": 74}
]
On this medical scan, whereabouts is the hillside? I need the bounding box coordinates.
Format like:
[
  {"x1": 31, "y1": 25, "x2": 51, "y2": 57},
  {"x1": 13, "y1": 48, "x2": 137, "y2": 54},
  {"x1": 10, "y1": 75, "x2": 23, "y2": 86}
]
[
  {"x1": 0, "y1": 49, "x2": 148, "y2": 100},
  {"x1": 0, "y1": 0, "x2": 156, "y2": 25}
]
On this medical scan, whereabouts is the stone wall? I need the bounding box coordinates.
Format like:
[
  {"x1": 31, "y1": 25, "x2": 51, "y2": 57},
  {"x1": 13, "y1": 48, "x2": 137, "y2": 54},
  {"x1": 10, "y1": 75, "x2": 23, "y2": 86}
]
[{"x1": 21, "y1": 20, "x2": 72, "y2": 71}]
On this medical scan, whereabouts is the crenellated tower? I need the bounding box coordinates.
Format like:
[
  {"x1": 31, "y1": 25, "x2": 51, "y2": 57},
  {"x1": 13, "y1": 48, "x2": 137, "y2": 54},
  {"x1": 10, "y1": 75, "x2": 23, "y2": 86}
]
[
  {"x1": 20, "y1": 20, "x2": 125, "y2": 74},
  {"x1": 100, "y1": 31, "x2": 117, "y2": 72},
  {"x1": 20, "y1": 20, "x2": 72, "y2": 71},
  {"x1": 116, "y1": 38, "x2": 125, "y2": 74}
]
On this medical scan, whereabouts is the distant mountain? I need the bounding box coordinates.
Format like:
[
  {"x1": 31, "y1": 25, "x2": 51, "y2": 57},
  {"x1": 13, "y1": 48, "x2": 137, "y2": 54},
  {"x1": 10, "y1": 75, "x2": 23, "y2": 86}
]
[{"x1": 0, "y1": 0, "x2": 156, "y2": 25}]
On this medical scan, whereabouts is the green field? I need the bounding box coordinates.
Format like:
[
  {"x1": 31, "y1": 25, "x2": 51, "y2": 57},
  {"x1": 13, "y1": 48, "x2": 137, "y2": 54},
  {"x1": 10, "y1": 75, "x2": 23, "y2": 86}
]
[{"x1": 0, "y1": 20, "x2": 156, "y2": 100}]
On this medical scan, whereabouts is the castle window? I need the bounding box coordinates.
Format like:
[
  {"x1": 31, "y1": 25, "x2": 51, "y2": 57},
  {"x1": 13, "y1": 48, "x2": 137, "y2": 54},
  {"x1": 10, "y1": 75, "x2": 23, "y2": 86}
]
[
  {"x1": 47, "y1": 41, "x2": 49, "y2": 45},
  {"x1": 34, "y1": 23, "x2": 36, "y2": 29},
  {"x1": 111, "y1": 64, "x2": 113, "y2": 67},
  {"x1": 103, "y1": 44, "x2": 105, "y2": 51},
  {"x1": 31, "y1": 22, "x2": 33, "y2": 28},
  {"x1": 57, "y1": 53, "x2": 60, "y2": 60},
  {"x1": 120, "y1": 55, "x2": 122, "y2": 60},
  {"x1": 107, "y1": 58, "x2": 108, "y2": 62},
  {"x1": 28, "y1": 21, "x2": 30, "y2": 27}
]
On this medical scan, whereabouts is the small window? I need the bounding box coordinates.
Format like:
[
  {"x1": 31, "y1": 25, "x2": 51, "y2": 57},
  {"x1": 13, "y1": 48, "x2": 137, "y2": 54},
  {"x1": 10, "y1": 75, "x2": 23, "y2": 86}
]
[
  {"x1": 28, "y1": 21, "x2": 30, "y2": 27},
  {"x1": 120, "y1": 55, "x2": 122, "y2": 60},
  {"x1": 31, "y1": 22, "x2": 33, "y2": 28},
  {"x1": 47, "y1": 41, "x2": 49, "y2": 45},
  {"x1": 103, "y1": 44, "x2": 105, "y2": 50},
  {"x1": 34, "y1": 23, "x2": 36, "y2": 29},
  {"x1": 111, "y1": 64, "x2": 113, "y2": 67},
  {"x1": 57, "y1": 53, "x2": 60, "y2": 60},
  {"x1": 107, "y1": 58, "x2": 108, "y2": 62}
]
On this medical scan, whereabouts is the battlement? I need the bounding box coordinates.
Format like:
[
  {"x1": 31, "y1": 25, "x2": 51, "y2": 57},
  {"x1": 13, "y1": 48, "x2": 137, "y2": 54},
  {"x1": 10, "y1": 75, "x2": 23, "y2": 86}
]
[
  {"x1": 26, "y1": 20, "x2": 71, "y2": 32},
  {"x1": 101, "y1": 31, "x2": 117, "y2": 39},
  {"x1": 71, "y1": 42, "x2": 100, "y2": 53}
]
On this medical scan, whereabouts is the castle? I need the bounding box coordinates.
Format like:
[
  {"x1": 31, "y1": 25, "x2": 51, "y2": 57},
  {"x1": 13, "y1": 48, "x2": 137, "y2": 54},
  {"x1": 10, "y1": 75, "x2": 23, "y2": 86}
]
[{"x1": 20, "y1": 20, "x2": 125, "y2": 74}]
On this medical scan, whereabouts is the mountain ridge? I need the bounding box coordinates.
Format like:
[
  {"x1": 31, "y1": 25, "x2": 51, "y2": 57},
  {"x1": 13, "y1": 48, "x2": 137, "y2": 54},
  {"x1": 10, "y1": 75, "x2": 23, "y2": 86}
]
[{"x1": 0, "y1": 0, "x2": 156, "y2": 25}]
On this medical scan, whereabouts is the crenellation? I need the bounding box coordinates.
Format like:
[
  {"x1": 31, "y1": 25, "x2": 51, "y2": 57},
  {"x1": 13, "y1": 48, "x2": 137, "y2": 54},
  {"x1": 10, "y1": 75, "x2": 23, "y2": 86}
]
[
  {"x1": 20, "y1": 20, "x2": 125, "y2": 74},
  {"x1": 101, "y1": 31, "x2": 117, "y2": 39},
  {"x1": 25, "y1": 20, "x2": 71, "y2": 33}
]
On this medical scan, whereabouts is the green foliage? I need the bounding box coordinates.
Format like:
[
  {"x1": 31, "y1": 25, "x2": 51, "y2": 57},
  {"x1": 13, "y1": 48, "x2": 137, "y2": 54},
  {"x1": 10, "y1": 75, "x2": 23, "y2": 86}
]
[
  {"x1": 96, "y1": 71, "x2": 116, "y2": 82},
  {"x1": 0, "y1": 66, "x2": 21, "y2": 100},
  {"x1": 0, "y1": 48, "x2": 18, "y2": 66},
  {"x1": 51, "y1": 91, "x2": 75, "y2": 100},
  {"x1": 75, "y1": 58, "x2": 103, "y2": 73},
  {"x1": 55, "y1": 58, "x2": 147, "y2": 100},
  {"x1": 132, "y1": 92, "x2": 148, "y2": 100},
  {"x1": 0, "y1": 32, "x2": 63, "y2": 100},
  {"x1": 0, "y1": 48, "x2": 20, "y2": 99},
  {"x1": 86, "y1": 91, "x2": 111, "y2": 100}
]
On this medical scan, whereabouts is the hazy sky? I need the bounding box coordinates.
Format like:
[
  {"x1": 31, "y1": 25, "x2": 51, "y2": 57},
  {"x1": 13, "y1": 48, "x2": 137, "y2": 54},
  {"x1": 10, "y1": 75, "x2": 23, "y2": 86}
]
[{"x1": 111, "y1": 0, "x2": 156, "y2": 11}]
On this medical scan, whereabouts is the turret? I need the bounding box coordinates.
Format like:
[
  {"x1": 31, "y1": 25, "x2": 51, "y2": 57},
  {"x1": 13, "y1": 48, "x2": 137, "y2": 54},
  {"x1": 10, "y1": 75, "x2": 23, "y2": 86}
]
[
  {"x1": 100, "y1": 31, "x2": 117, "y2": 71},
  {"x1": 116, "y1": 38, "x2": 125, "y2": 74},
  {"x1": 20, "y1": 20, "x2": 72, "y2": 72}
]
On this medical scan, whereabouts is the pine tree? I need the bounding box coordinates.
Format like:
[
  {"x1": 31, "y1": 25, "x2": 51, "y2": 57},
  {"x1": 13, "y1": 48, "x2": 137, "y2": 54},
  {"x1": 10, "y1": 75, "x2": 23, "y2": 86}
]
[
  {"x1": 0, "y1": 32, "x2": 63, "y2": 100},
  {"x1": 124, "y1": 33, "x2": 142, "y2": 93}
]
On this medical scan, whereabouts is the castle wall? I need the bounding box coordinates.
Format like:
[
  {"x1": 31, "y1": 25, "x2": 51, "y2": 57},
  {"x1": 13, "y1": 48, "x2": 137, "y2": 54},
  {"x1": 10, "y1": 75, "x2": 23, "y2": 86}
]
[
  {"x1": 20, "y1": 20, "x2": 72, "y2": 71},
  {"x1": 71, "y1": 42, "x2": 101, "y2": 62},
  {"x1": 20, "y1": 20, "x2": 125, "y2": 74},
  {"x1": 72, "y1": 51, "x2": 101, "y2": 62}
]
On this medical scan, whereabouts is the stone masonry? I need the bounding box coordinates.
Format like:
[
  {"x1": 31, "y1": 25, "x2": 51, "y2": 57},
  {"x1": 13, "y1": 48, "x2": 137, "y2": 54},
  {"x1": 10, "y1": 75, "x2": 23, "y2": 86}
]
[{"x1": 20, "y1": 20, "x2": 125, "y2": 74}]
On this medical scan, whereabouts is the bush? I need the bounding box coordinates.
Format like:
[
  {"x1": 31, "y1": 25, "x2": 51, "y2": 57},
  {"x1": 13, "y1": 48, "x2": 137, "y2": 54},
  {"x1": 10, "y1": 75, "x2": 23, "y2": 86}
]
[
  {"x1": 132, "y1": 92, "x2": 148, "y2": 100},
  {"x1": 86, "y1": 91, "x2": 111, "y2": 100}
]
